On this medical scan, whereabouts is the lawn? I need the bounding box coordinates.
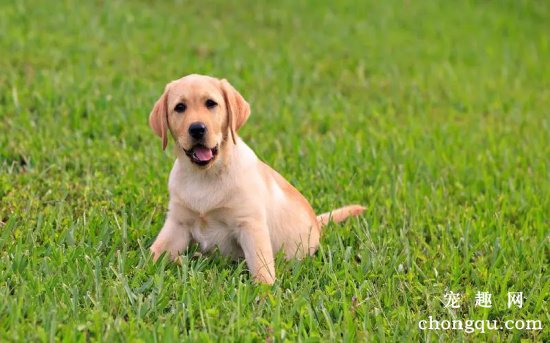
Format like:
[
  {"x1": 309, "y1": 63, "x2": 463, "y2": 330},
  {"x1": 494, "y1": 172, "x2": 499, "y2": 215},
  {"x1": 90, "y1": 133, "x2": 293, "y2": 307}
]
[{"x1": 1, "y1": 0, "x2": 549, "y2": 341}]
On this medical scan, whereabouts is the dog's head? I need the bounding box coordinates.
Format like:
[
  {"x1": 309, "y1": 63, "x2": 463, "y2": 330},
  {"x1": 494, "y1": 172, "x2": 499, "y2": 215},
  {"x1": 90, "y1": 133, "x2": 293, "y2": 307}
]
[{"x1": 149, "y1": 74, "x2": 250, "y2": 168}]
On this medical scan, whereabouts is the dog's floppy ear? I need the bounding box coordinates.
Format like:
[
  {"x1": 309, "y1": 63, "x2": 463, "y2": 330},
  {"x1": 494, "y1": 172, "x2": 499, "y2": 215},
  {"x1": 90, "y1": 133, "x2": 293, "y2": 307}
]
[
  {"x1": 149, "y1": 84, "x2": 171, "y2": 150},
  {"x1": 220, "y1": 79, "x2": 250, "y2": 144}
]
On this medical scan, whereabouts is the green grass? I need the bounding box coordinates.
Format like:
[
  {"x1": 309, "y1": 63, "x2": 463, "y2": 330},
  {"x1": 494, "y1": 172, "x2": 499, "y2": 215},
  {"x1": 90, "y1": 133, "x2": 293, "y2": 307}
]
[{"x1": 1, "y1": 0, "x2": 549, "y2": 341}]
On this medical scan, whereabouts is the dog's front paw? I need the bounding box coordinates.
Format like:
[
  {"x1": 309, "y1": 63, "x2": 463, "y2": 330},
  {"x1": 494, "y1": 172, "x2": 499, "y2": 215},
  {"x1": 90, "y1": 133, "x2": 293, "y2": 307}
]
[
  {"x1": 150, "y1": 240, "x2": 183, "y2": 263},
  {"x1": 255, "y1": 275, "x2": 275, "y2": 285},
  {"x1": 252, "y1": 269, "x2": 276, "y2": 285},
  {"x1": 150, "y1": 241, "x2": 167, "y2": 262}
]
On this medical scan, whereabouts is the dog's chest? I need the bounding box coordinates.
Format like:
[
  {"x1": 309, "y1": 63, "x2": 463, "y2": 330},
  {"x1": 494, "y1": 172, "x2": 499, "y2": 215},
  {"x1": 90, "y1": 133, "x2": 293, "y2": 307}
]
[
  {"x1": 188, "y1": 214, "x2": 240, "y2": 255},
  {"x1": 169, "y1": 164, "x2": 243, "y2": 255},
  {"x1": 170, "y1": 169, "x2": 231, "y2": 215}
]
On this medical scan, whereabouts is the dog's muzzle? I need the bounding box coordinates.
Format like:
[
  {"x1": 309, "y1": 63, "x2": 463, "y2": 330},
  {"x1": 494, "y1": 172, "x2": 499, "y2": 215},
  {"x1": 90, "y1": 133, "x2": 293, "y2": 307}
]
[{"x1": 183, "y1": 144, "x2": 219, "y2": 166}]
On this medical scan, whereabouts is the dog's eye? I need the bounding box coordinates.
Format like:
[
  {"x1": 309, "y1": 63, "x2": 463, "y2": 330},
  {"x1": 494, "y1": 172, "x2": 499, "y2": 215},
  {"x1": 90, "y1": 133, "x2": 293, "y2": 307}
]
[
  {"x1": 174, "y1": 103, "x2": 186, "y2": 113},
  {"x1": 205, "y1": 99, "x2": 217, "y2": 109}
]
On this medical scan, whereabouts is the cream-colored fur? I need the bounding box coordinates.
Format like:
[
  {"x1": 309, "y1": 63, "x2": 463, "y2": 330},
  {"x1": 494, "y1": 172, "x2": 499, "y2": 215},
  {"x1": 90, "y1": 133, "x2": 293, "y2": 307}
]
[{"x1": 149, "y1": 74, "x2": 364, "y2": 284}]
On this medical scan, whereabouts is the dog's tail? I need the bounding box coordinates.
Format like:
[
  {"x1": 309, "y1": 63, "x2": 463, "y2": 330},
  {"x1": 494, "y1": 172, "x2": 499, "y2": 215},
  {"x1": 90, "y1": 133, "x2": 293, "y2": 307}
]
[{"x1": 316, "y1": 204, "x2": 365, "y2": 227}]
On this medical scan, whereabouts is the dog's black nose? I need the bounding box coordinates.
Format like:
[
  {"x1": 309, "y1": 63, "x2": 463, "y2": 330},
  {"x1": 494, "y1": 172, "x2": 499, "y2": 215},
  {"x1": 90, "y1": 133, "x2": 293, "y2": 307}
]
[{"x1": 188, "y1": 122, "x2": 207, "y2": 139}]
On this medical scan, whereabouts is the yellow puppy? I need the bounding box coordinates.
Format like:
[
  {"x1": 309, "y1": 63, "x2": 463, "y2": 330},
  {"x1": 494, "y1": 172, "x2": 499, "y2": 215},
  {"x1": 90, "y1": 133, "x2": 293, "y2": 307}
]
[{"x1": 149, "y1": 74, "x2": 364, "y2": 284}]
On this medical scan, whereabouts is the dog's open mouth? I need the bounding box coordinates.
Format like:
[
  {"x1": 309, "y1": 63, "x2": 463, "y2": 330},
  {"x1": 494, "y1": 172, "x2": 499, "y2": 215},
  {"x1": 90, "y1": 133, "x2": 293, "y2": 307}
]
[{"x1": 184, "y1": 144, "x2": 219, "y2": 166}]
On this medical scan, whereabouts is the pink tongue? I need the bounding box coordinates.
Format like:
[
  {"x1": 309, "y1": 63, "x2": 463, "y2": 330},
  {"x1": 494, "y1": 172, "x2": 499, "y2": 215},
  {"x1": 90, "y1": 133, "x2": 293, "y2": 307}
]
[{"x1": 194, "y1": 146, "x2": 213, "y2": 161}]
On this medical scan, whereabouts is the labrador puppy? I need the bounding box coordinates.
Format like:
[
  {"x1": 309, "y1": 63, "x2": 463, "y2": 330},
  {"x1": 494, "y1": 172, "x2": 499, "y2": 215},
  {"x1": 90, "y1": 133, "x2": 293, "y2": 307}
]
[{"x1": 149, "y1": 74, "x2": 364, "y2": 284}]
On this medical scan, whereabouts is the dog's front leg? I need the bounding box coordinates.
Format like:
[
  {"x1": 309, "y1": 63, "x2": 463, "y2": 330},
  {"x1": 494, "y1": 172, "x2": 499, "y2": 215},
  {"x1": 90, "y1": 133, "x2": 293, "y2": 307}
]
[
  {"x1": 238, "y1": 222, "x2": 276, "y2": 284},
  {"x1": 150, "y1": 214, "x2": 190, "y2": 262}
]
